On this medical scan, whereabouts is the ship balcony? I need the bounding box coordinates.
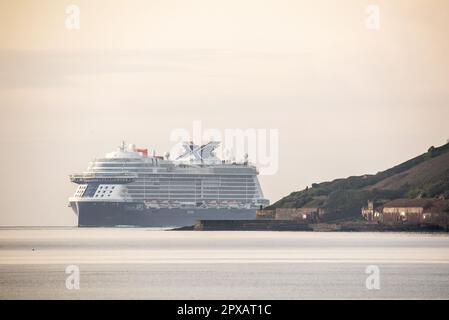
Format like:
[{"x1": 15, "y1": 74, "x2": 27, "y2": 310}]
[{"x1": 69, "y1": 172, "x2": 138, "y2": 184}]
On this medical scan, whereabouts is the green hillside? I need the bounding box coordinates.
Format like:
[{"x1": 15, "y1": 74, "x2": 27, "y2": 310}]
[{"x1": 267, "y1": 142, "x2": 449, "y2": 220}]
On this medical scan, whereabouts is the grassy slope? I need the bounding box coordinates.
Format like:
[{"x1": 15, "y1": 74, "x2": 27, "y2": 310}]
[{"x1": 267, "y1": 142, "x2": 449, "y2": 219}]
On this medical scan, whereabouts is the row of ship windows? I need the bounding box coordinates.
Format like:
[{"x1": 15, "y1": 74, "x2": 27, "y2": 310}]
[
  {"x1": 126, "y1": 191, "x2": 257, "y2": 195},
  {"x1": 126, "y1": 187, "x2": 256, "y2": 191},
  {"x1": 126, "y1": 186, "x2": 257, "y2": 190},
  {"x1": 129, "y1": 176, "x2": 254, "y2": 179},
  {"x1": 127, "y1": 196, "x2": 258, "y2": 199},
  {"x1": 91, "y1": 162, "x2": 253, "y2": 167},
  {"x1": 82, "y1": 195, "x2": 256, "y2": 200},
  {"x1": 96, "y1": 190, "x2": 114, "y2": 194},
  {"x1": 98, "y1": 185, "x2": 116, "y2": 190},
  {"x1": 132, "y1": 184, "x2": 256, "y2": 186},
  {"x1": 88, "y1": 180, "x2": 255, "y2": 186},
  {"x1": 126, "y1": 188, "x2": 257, "y2": 191},
  {"x1": 129, "y1": 178, "x2": 254, "y2": 181},
  {"x1": 128, "y1": 184, "x2": 256, "y2": 186},
  {"x1": 90, "y1": 166, "x2": 253, "y2": 171},
  {"x1": 128, "y1": 181, "x2": 255, "y2": 185},
  {"x1": 88, "y1": 172, "x2": 254, "y2": 179},
  {"x1": 84, "y1": 195, "x2": 256, "y2": 199},
  {"x1": 126, "y1": 185, "x2": 255, "y2": 189},
  {"x1": 128, "y1": 180, "x2": 255, "y2": 183},
  {"x1": 131, "y1": 194, "x2": 256, "y2": 199},
  {"x1": 127, "y1": 191, "x2": 257, "y2": 195},
  {"x1": 126, "y1": 189, "x2": 257, "y2": 193},
  {"x1": 139, "y1": 177, "x2": 254, "y2": 179}
]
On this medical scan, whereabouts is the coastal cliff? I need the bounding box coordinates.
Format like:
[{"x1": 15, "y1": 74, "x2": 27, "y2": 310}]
[{"x1": 266, "y1": 142, "x2": 449, "y2": 221}]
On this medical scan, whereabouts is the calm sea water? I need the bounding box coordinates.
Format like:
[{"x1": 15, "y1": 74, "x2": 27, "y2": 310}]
[{"x1": 0, "y1": 228, "x2": 449, "y2": 299}]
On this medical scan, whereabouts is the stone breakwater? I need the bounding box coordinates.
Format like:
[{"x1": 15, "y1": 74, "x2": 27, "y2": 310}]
[{"x1": 173, "y1": 220, "x2": 448, "y2": 232}]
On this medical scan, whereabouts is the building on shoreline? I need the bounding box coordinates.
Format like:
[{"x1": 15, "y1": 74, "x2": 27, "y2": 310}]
[
  {"x1": 361, "y1": 199, "x2": 449, "y2": 226},
  {"x1": 256, "y1": 207, "x2": 323, "y2": 222}
]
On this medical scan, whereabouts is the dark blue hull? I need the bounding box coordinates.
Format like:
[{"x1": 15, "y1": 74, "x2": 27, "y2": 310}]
[{"x1": 71, "y1": 201, "x2": 256, "y2": 227}]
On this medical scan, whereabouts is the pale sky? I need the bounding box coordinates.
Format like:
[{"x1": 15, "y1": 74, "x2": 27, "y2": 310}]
[{"x1": 0, "y1": 0, "x2": 448, "y2": 225}]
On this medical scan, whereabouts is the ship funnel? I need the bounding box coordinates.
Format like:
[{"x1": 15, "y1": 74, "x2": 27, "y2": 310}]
[{"x1": 136, "y1": 148, "x2": 148, "y2": 157}]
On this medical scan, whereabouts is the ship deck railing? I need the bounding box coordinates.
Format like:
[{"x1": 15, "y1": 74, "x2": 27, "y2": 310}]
[{"x1": 70, "y1": 172, "x2": 138, "y2": 184}]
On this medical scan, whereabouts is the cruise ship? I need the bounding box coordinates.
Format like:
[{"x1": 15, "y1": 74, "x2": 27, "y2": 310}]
[{"x1": 69, "y1": 141, "x2": 269, "y2": 227}]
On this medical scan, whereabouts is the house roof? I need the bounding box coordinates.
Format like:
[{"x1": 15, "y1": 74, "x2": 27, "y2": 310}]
[{"x1": 379, "y1": 198, "x2": 449, "y2": 213}]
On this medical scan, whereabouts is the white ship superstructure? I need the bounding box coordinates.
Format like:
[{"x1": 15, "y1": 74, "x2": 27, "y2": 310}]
[{"x1": 69, "y1": 141, "x2": 269, "y2": 227}]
